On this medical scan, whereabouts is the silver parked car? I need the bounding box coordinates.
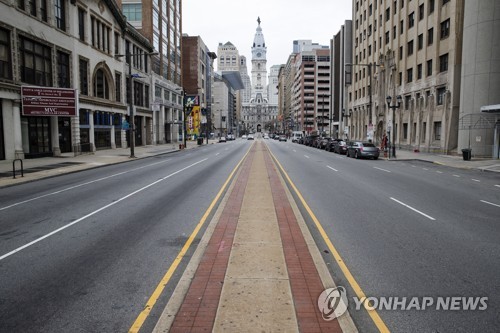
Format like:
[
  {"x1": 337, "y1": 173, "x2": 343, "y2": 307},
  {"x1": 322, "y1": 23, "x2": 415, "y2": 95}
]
[{"x1": 346, "y1": 141, "x2": 380, "y2": 159}]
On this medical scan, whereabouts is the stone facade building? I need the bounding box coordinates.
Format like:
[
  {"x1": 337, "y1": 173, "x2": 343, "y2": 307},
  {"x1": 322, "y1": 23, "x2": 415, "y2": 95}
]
[
  {"x1": 348, "y1": 0, "x2": 465, "y2": 153},
  {"x1": 241, "y1": 18, "x2": 278, "y2": 134},
  {"x1": 0, "y1": 0, "x2": 160, "y2": 160}
]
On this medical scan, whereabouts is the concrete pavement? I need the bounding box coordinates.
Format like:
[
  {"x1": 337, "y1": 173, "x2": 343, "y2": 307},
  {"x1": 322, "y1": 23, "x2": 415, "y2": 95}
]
[
  {"x1": 0, "y1": 140, "x2": 218, "y2": 188},
  {"x1": 379, "y1": 149, "x2": 500, "y2": 172}
]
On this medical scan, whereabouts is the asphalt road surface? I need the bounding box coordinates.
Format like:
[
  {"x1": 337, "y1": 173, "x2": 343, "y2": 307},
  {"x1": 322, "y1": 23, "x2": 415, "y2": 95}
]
[
  {"x1": 265, "y1": 138, "x2": 500, "y2": 333},
  {"x1": 1, "y1": 137, "x2": 499, "y2": 332},
  {"x1": 0, "y1": 141, "x2": 249, "y2": 332}
]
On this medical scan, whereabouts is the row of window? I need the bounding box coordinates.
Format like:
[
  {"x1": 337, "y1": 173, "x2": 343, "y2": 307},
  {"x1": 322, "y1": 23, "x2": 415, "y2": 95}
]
[
  {"x1": 355, "y1": 0, "x2": 447, "y2": 22},
  {"x1": 0, "y1": 27, "x2": 154, "y2": 110},
  {"x1": 351, "y1": 85, "x2": 447, "y2": 110},
  {"x1": 354, "y1": 17, "x2": 450, "y2": 78}
]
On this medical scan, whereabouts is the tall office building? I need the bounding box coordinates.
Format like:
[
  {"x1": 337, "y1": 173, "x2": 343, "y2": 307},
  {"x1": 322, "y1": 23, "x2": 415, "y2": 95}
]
[
  {"x1": 289, "y1": 40, "x2": 332, "y2": 134},
  {"x1": 120, "y1": 0, "x2": 182, "y2": 84},
  {"x1": 349, "y1": 0, "x2": 465, "y2": 153}
]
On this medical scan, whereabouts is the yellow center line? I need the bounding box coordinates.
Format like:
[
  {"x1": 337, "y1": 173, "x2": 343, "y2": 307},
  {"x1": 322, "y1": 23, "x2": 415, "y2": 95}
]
[
  {"x1": 268, "y1": 148, "x2": 390, "y2": 333},
  {"x1": 128, "y1": 144, "x2": 253, "y2": 333}
]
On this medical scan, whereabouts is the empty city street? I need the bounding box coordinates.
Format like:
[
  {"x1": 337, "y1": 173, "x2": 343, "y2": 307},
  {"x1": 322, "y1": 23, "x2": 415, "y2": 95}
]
[
  {"x1": 1, "y1": 138, "x2": 499, "y2": 332},
  {"x1": 266, "y1": 139, "x2": 500, "y2": 332}
]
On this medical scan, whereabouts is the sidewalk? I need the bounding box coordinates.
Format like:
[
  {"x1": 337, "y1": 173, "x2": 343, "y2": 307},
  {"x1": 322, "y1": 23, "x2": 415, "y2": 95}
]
[
  {"x1": 379, "y1": 149, "x2": 500, "y2": 173},
  {"x1": 153, "y1": 141, "x2": 357, "y2": 332},
  {"x1": 0, "y1": 139, "x2": 218, "y2": 188}
]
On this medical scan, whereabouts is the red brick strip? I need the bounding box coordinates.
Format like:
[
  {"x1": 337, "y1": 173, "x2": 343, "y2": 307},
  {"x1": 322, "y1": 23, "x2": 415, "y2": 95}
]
[
  {"x1": 169, "y1": 145, "x2": 256, "y2": 333},
  {"x1": 263, "y1": 150, "x2": 343, "y2": 333}
]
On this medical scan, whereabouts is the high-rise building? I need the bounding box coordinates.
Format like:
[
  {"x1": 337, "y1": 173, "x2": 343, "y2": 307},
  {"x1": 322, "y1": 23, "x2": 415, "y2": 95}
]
[
  {"x1": 331, "y1": 21, "x2": 353, "y2": 140},
  {"x1": 119, "y1": 0, "x2": 183, "y2": 144},
  {"x1": 119, "y1": 0, "x2": 182, "y2": 85},
  {"x1": 239, "y1": 56, "x2": 252, "y2": 104},
  {"x1": 457, "y1": 0, "x2": 500, "y2": 158},
  {"x1": 181, "y1": 35, "x2": 217, "y2": 138},
  {"x1": 348, "y1": 0, "x2": 465, "y2": 153},
  {"x1": 289, "y1": 41, "x2": 332, "y2": 134}
]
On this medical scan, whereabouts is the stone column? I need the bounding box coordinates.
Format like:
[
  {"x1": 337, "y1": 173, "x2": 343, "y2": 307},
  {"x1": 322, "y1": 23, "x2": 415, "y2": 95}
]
[
  {"x1": 110, "y1": 113, "x2": 116, "y2": 149},
  {"x1": 50, "y1": 116, "x2": 61, "y2": 156},
  {"x1": 12, "y1": 101, "x2": 24, "y2": 159},
  {"x1": 89, "y1": 110, "x2": 96, "y2": 152}
]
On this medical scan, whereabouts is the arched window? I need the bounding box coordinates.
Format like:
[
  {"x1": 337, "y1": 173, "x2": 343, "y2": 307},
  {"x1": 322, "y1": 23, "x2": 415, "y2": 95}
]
[{"x1": 94, "y1": 68, "x2": 110, "y2": 99}]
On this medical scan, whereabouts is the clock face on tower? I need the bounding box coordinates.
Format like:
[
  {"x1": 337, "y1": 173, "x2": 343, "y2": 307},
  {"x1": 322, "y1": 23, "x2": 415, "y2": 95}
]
[{"x1": 256, "y1": 52, "x2": 261, "y2": 58}]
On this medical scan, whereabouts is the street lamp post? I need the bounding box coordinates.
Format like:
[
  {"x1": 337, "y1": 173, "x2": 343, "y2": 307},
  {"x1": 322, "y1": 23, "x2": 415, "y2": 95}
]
[
  {"x1": 386, "y1": 95, "x2": 402, "y2": 159},
  {"x1": 116, "y1": 49, "x2": 157, "y2": 158}
]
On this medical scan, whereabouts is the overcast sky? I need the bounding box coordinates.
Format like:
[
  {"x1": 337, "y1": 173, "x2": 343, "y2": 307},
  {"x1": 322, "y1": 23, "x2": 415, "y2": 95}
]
[{"x1": 182, "y1": 0, "x2": 353, "y2": 71}]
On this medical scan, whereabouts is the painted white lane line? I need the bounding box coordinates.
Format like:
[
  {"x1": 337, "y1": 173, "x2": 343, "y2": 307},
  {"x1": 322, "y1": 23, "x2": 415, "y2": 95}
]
[
  {"x1": 0, "y1": 159, "x2": 208, "y2": 262},
  {"x1": 423, "y1": 168, "x2": 429, "y2": 170},
  {"x1": 215, "y1": 152, "x2": 220, "y2": 156},
  {"x1": 327, "y1": 165, "x2": 338, "y2": 172},
  {"x1": 373, "y1": 166, "x2": 391, "y2": 173},
  {"x1": 480, "y1": 200, "x2": 500, "y2": 208},
  {"x1": 495, "y1": 185, "x2": 500, "y2": 188},
  {"x1": 436, "y1": 171, "x2": 443, "y2": 174},
  {"x1": 472, "y1": 179, "x2": 480, "y2": 182},
  {"x1": 0, "y1": 159, "x2": 172, "y2": 211},
  {"x1": 293, "y1": 149, "x2": 297, "y2": 152},
  {"x1": 453, "y1": 175, "x2": 461, "y2": 177},
  {"x1": 304, "y1": 155, "x2": 310, "y2": 159},
  {"x1": 390, "y1": 197, "x2": 436, "y2": 220}
]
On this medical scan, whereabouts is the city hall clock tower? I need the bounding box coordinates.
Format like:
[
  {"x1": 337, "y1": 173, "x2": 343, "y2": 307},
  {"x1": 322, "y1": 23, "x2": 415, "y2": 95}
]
[{"x1": 251, "y1": 17, "x2": 267, "y2": 100}]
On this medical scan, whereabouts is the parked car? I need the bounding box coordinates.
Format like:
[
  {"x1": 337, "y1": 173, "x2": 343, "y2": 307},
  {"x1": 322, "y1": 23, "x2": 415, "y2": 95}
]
[
  {"x1": 325, "y1": 138, "x2": 342, "y2": 152},
  {"x1": 346, "y1": 141, "x2": 380, "y2": 159},
  {"x1": 247, "y1": 134, "x2": 254, "y2": 140},
  {"x1": 332, "y1": 140, "x2": 348, "y2": 154},
  {"x1": 311, "y1": 136, "x2": 323, "y2": 148},
  {"x1": 219, "y1": 136, "x2": 227, "y2": 143},
  {"x1": 279, "y1": 135, "x2": 287, "y2": 142},
  {"x1": 227, "y1": 134, "x2": 235, "y2": 140},
  {"x1": 304, "y1": 135, "x2": 319, "y2": 146},
  {"x1": 318, "y1": 137, "x2": 331, "y2": 150},
  {"x1": 242, "y1": 135, "x2": 247, "y2": 139},
  {"x1": 264, "y1": 134, "x2": 270, "y2": 139}
]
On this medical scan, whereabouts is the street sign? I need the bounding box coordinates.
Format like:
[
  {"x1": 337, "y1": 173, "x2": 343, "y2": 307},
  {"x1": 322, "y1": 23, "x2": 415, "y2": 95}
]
[
  {"x1": 122, "y1": 120, "x2": 130, "y2": 130},
  {"x1": 22, "y1": 86, "x2": 77, "y2": 116}
]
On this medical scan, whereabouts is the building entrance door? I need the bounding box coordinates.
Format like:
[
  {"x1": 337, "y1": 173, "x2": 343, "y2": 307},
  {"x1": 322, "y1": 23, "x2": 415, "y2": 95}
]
[
  {"x1": 58, "y1": 117, "x2": 72, "y2": 153},
  {"x1": 26, "y1": 117, "x2": 52, "y2": 158}
]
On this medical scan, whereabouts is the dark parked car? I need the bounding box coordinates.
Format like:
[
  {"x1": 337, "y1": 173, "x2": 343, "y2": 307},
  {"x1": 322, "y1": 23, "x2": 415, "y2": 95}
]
[
  {"x1": 311, "y1": 136, "x2": 323, "y2": 148},
  {"x1": 318, "y1": 137, "x2": 331, "y2": 150},
  {"x1": 346, "y1": 141, "x2": 380, "y2": 159},
  {"x1": 304, "y1": 135, "x2": 318, "y2": 146},
  {"x1": 332, "y1": 140, "x2": 348, "y2": 154},
  {"x1": 325, "y1": 138, "x2": 342, "y2": 152}
]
